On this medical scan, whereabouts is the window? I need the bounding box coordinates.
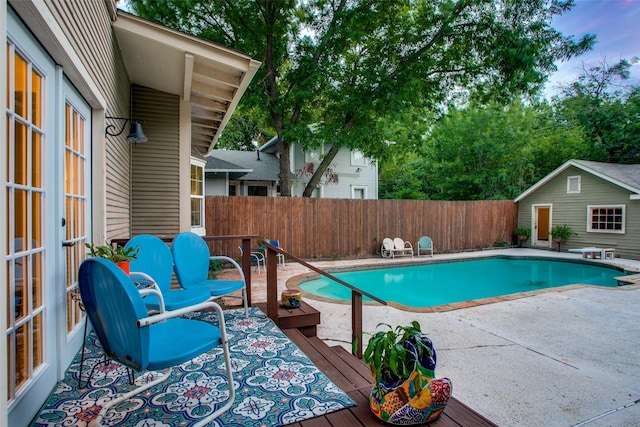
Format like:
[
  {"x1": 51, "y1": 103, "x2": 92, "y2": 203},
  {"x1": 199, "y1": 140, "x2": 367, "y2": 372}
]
[
  {"x1": 351, "y1": 150, "x2": 367, "y2": 166},
  {"x1": 567, "y1": 176, "x2": 581, "y2": 193},
  {"x1": 190, "y1": 162, "x2": 204, "y2": 229},
  {"x1": 351, "y1": 185, "x2": 367, "y2": 199},
  {"x1": 248, "y1": 185, "x2": 267, "y2": 196},
  {"x1": 305, "y1": 147, "x2": 322, "y2": 163},
  {"x1": 587, "y1": 205, "x2": 625, "y2": 233}
]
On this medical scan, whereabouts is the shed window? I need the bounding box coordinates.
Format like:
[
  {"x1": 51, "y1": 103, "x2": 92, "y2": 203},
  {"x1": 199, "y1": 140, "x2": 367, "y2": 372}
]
[
  {"x1": 567, "y1": 176, "x2": 581, "y2": 193},
  {"x1": 587, "y1": 205, "x2": 625, "y2": 234}
]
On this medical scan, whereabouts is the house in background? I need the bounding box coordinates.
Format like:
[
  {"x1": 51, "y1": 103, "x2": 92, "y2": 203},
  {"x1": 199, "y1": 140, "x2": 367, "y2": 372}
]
[
  {"x1": 515, "y1": 159, "x2": 640, "y2": 260},
  {"x1": 205, "y1": 149, "x2": 283, "y2": 196},
  {"x1": 259, "y1": 136, "x2": 379, "y2": 199},
  {"x1": 2, "y1": 3, "x2": 259, "y2": 424}
]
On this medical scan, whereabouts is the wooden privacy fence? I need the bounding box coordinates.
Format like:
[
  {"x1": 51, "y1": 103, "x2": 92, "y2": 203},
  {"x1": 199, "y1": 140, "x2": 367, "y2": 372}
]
[{"x1": 205, "y1": 196, "x2": 518, "y2": 260}]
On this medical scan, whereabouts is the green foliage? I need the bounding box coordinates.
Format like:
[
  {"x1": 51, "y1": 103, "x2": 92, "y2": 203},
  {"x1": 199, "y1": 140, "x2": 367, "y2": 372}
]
[
  {"x1": 416, "y1": 100, "x2": 589, "y2": 200},
  {"x1": 555, "y1": 59, "x2": 640, "y2": 164},
  {"x1": 360, "y1": 321, "x2": 432, "y2": 391},
  {"x1": 217, "y1": 106, "x2": 274, "y2": 150},
  {"x1": 514, "y1": 227, "x2": 531, "y2": 240},
  {"x1": 85, "y1": 242, "x2": 139, "y2": 263},
  {"x1": 130, "y1": 0, "x2": 592, "y2": 197},
  {"x1": 550, "y1": 224, "x2": 574, "y2": 242}
]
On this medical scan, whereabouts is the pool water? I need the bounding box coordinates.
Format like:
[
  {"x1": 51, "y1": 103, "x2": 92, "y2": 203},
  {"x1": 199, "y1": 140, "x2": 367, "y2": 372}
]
[{"x1": 299, "y1": 257, "x2": 622, "y2": 308}]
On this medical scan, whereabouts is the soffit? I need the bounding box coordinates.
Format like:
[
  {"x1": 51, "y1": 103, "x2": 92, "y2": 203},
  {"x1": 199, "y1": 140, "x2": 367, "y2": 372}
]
[{"x1": 112, "y1": 11, "x2": 260, "y2": 154}]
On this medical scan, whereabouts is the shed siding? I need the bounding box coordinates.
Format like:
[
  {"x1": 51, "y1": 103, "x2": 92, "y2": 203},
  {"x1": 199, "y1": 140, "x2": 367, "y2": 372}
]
[
  {"x1": 517, "y1": 165, "x2": 640, "y2": 259},
  {"x1": 45, "y1": 0, "x2": 132, "y2": 239},
  {"x1": 131, "y1": 85, "x2": 181, "y2": 236}
]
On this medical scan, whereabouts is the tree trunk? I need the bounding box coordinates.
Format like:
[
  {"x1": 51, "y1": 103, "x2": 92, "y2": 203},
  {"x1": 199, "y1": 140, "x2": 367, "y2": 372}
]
[
  {"x1": 278, "y1": 137, "x2": 292, "y2": 196},
  {"x1": 302, "y1": 143, "x2": 342, "y2": 197}
]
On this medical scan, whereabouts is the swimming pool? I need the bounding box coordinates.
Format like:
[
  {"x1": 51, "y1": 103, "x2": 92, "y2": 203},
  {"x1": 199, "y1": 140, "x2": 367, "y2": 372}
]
[{"x1": 298, "y1": 257, "x2": 624, "y2": 309}]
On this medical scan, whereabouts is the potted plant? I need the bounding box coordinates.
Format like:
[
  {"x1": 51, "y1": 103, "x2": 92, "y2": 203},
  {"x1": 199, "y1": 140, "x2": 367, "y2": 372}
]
[
  {"x1": 514, "y1": 227, "x2": 531, "y2": 247},
  {"x1": 550, "y1": 224, "x2": 573, "y2": 251},
  {"x1": 359, "y1": 322, "x2": 452, "y2": 424},
  {"x1": 85, "y1": 242, "x2": 139, "y2": 275},
  {"x1": 514, "y1": 227, "x2": 531, "y2": 241}
]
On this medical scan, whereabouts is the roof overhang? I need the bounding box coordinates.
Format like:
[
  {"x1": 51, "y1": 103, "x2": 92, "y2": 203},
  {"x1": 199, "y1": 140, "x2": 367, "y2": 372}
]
[
  {"x1": 112, "y1": 11, "x2": 261, "y2": 155},
  {"x1": 514, "y1": 159, "x2": 640, "y2": 202}
]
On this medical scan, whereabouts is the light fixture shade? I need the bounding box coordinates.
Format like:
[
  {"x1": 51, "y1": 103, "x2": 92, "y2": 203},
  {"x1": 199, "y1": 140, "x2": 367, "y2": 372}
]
[{"x1": 126, "y1": 121, "x2": 148, "y2": 143}]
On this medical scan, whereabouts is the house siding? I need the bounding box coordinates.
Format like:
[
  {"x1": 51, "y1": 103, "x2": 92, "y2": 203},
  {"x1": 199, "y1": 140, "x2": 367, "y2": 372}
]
[
  {"x1": 131, "y1": 85, "x2": 181, "y2": 236},
  {"x1": 44, "y1": 0, "x2": 132, "y2": 239},
  {"x1": 291, "y1": 144, "x2": 378, "y2": 199},
  {"x1": 517, "y1": 166, "x2": 640, "y2": 259}
]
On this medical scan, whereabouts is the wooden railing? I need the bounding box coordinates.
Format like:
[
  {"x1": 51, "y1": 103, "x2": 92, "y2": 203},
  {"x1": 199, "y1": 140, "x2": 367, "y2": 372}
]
[{"x1": 260, "y1": 240, "x2": 386, "y2": 358}]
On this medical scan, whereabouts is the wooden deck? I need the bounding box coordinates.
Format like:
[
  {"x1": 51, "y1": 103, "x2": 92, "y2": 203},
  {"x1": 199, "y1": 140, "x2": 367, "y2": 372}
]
[{"x1": 281, "y1": 327, "x2": 497, "y2": 426}]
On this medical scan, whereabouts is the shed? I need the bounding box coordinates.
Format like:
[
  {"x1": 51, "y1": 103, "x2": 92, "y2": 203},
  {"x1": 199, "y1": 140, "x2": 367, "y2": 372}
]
[{"x1": 514, "y1": 159, "x2": 640, "y2": 259}]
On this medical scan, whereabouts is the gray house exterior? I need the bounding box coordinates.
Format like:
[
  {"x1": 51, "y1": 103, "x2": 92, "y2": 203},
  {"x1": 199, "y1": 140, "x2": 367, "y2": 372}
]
[
  {"x1": 260, "y1": 137, "x2": 379, "y2": 199},
  {"x1": 515, "y1": 159, "x2": 640, "y2": 260},
  {"x1": 205, "y1": 149, "x2": 282, "y2": 196}
]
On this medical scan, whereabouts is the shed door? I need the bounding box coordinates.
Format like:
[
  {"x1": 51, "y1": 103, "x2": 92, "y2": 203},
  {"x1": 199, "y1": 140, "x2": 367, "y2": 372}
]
[{"x1": 534, "y1": 206, "x2": 551, "y2": 247}]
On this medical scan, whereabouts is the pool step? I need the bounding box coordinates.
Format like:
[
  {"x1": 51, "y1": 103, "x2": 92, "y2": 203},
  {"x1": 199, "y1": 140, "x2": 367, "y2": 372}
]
[{"x1": 614, "y1": 273, "x2": 640, "y2": 286}]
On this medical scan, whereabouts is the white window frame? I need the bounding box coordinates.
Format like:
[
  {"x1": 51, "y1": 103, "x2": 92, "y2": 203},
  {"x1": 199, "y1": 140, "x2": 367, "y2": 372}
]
[
  {"x1": 587, "y1": 204, "x2": 625, "y2": 234},
  {"x1": 351, "y1": 185, "x2": 367, "y2": 199},
  {"x1": 190, "y1": 159, "x2": 206, "y2": 235},
  {"x1": 567, "y1": 175, "x2": 581, "y2": 194},
  {"x1": 351, "y1": 150, "x2": 368, "y2": 167},
  {"x1": 305, "y1": 146, "x2": 323, "y2": 163}
]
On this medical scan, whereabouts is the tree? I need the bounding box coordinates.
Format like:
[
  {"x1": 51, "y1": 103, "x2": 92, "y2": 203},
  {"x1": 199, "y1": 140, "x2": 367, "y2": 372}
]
[
  {"x1": 555, "y1": 58, "x2": 640, "y2": 163},
  {"x1": 216, "y1": 107, "x2": 272, "y2": 151},
  {"x1": 420, "y1": 100, "x2": 588, "y2": 200},
  {"x1": 130, "y1": 0, "x2": 594, "y2": 196}
]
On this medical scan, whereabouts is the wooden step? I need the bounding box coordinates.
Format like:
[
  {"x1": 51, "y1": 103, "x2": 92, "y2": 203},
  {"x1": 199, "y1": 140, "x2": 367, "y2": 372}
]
[
  {"x1": 284, "y1": 327, "x2": 498, "y2": 426},
  {"x1": 255, "y1": 300, "x2": 320, "y2": 337}
]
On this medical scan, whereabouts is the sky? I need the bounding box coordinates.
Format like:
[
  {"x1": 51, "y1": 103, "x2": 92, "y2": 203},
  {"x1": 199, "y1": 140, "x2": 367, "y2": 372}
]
[{"x1": 545, "y1": 0, "x2": 640, "y2": 97}]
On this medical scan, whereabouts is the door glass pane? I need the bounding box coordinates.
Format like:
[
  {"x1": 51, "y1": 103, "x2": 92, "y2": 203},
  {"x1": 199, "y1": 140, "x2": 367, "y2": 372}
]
[
  {"x1": 14, "y1": 189, "x2": 27, "y2": 243},
  {"x1": 14, "y1": 256, "x2": 27, "y2": 321},
  {"x1": 32, "y1": 131, "x2": 42, "y2": 188},
  {"x1": 14, "y1": 122, "x2": 27, "y2": 185},
  {"x1": 31, "y1": 70, "x2": 41, "y2": 127},
  {"x1": 32, "y1": 312, "x2": 43, "y2": 369},
  {"x1": 15, "y1": 323, "x2": 27, "y2": 391},
  {"x1": 32, "y1": 251, "x2": 42, "y2": 310},
  {"x1": 14, "y1": 52, "x2": 27, "y2": 118}
]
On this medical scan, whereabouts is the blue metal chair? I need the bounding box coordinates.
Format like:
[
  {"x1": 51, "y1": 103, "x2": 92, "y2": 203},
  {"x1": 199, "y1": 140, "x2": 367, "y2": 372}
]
[
  {"x1": 238, "y1": 245, "x2": 264, "y2": 274},
  {"x1": 270, "y1": 239, "x2": 286, "y2": 266},
  {"x1": 78, "y1": 257, "x2": 234, "y2": 426},
  {"x1": 125, "y1": 234, "x2": 212, "y2": 312},
  {"x1": 171, "y1": 232, "x2": 248, "y2": 317},
  {"x1": 417, "y1": 236, "x2": 434, "y2": 257}
]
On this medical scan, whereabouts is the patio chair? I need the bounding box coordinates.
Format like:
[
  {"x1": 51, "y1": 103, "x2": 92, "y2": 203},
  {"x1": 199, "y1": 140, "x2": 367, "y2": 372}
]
[
  {"x1": 394, "y1": 237, "x2": 414, "y2": 257},
  {"x1": 381, "y1": 237, "x2": 399, "y2": 258},
  {"x1": 77, "y1": 257, "x2": 235, "y2": 427},
  {"x1": 239, "y1": 245, "x2": 265, "y2": 273},
  {"x1": 417, "y1": 236, "x2": 434, "y2": 257},
  {"x1": 270, "y1": 239, "x2": 286, "y2": 266},
  {"x1": 126, "y1": 234, "x2": 212, "y2": 312},
  {"x1": 171, "y1": 232, "x2": 248, "y2": 317}
]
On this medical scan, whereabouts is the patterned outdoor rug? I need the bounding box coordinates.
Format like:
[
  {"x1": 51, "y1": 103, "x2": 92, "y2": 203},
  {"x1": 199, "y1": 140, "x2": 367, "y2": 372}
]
[{"x1": 31, "y1": 307, "x2": 355, "y2": 426}]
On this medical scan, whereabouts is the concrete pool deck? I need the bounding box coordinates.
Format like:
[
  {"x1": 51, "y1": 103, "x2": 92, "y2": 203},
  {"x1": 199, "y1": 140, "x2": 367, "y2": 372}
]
[{"x1": 222, "y1": 248, "x2": 640, "y2": 426}]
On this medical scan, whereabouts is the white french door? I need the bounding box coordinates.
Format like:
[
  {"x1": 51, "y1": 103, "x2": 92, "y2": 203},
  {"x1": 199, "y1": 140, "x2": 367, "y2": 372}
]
[
  {"x1": 59, "y1": 82, "x2": 91, "y2": 370},
  {"x1": 6, "y1": 11, "x2": 57, "y2": 424},
  {"x1": 6, "y1": 10, "x2": 91, "y2": 425}
]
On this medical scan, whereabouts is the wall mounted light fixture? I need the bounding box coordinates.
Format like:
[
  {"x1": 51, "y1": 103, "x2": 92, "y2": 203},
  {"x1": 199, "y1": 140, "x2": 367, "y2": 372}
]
[{"x1": 105, "y1": 116, "x2": 148, "y2": 143}]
